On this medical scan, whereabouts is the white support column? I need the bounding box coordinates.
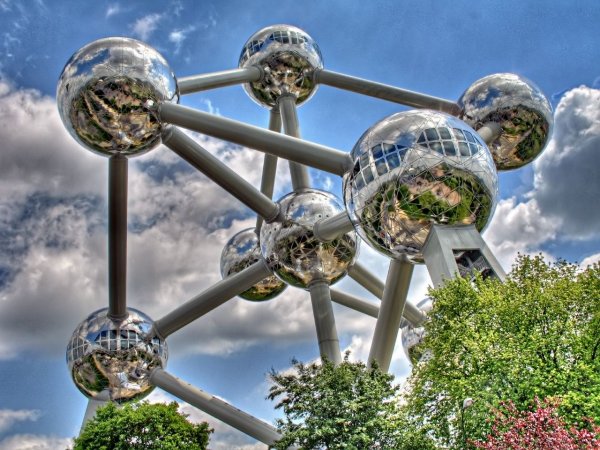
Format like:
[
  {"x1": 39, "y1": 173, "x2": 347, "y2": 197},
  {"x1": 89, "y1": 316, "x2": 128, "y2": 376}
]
[
  {"x1": 368, "y1": 259, "x2": 414, "y2": 372},
  {"x1": 278, "y1": 94, "x2": 310, "y2": 191},
  {"x1": 150, "y1": 369, "x2": 288, "y2": 448},
  {"x1": 309, "y1": 281, "x2": 342, "y2": 365},
  {"x1": 162, "y1": 127, "x2": 280, "y2": 223},
  {"x1": 80, "y1": 398, "x2": 107, "y2": 434},
  {"x1": 153, "y1": 260, "x2": 273, "y2": 338},
  {"x1": 476, "y1": 121, "x2": 503, "y2": 145},
  {"x1": 159, "y1": 103, "x2": 353, "y2": 176},
  {"x1": 108, "y1": 155, "x2": 128, "y2": 320}
]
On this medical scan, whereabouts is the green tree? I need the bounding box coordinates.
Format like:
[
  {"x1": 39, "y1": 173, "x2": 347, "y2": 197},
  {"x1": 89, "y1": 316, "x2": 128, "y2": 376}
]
[
  {"x1": 404, "y1": 254, "x2": 600, "y2": 448},
  {"x1": 73, "y1": 401, "x2": 212, "y2": 450},
  {"x1": 268, "y1": 354, "x2": 435, "y2": 450}
]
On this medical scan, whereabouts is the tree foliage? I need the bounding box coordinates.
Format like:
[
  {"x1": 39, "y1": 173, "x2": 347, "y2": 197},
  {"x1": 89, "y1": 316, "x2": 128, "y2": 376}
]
[
  {"x1": 472, "y1": 398, "x2": 600, "y2": 450},
  {"x1": 404, "y1": 254, "x2": 600, "y2": 448},
  {"x1": 73, "y1": 401, "x2": 212, "y2": 450},
  {"x1": 268, "y1": 354, "x2": 435, "y2": 450}
]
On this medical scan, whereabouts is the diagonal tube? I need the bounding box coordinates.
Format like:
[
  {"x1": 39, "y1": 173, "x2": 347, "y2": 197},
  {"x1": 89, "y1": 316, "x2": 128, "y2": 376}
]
[
  {"x1": 153, "y1": 260, "x2": 272, "y2": 338},
  {"x1": 309, "y1": 281, "x2": 342, "y2": 365},
  {"x1": 162, "y1": 127, "x2": 280, "y2": 223},
  {"x1": 278, "y1": 94, "x2": 310, "y2": 191},
  {"x1": 314, "y1": 69, "x2": 460, "y2": 115},
  {"x1": 476, "y1": 121, "x2": 503, "y2": 145},
  {"x1": 368, "y1": 260, "x2": 414, "y2": 372},
  {"x1": 159, "y1": 103, "x2": 353, "y2": 176},
  {"x1": 150, "y1": 368, "x2": 286, "y2": 447},
  {"x1": 108, "y1": 155, "x2": 128, "y2": 320},
  {"x1": 313, "y1": 211, "x2": 354, "y2": 242},
  {"x1": 178, "y1": 67, "x2": 262, "y2": 95},
  {"x1": 256, "y1": 110, "x2": 281, "y2": 231}
]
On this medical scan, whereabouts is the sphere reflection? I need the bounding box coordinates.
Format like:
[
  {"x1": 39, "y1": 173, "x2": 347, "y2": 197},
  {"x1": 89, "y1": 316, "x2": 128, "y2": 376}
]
[
  {"x1": 458, "y1": 73, "x2": 553, "y2": 170},
  {"x1": 66, "y1": 308, "x2": 167, "y2": 403},
  {"x1": 343, "y1": 110, "x2": 498, "y2": 262},
  {"x1": 57, "y1": 37, "x2": 179, "y2": 157},
  {"x1": 220, "y1": 228, "x2": 287, "y2": 301},
  {"x1": 239, "y1": 24, "x2": 323, "y2": 108},
  {"x1": 260, "y1": 189, "x2": 358, "y2": 289},
  {"x1": 401, "y1": 297, "x2": 433, "y2": 365}
]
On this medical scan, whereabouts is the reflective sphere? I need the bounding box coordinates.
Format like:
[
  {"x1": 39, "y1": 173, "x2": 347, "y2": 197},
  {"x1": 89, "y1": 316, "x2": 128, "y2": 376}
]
[
  {"x1": 66, "y1": 308, "x2": 167, "y2": 403},
  {"x1": 220, "y1": 228, "x2": 287, "y2": 301},
  {"x1": 401, "y1": 297, "x2": 433, "y2": 365},
  {"x1": 57, "y1": 37, "x2": 179, "y2": 157},
  {"x1": 343, "y1": 110, "x2": 498, "y2": 262},
  {"x1": 458, "y1": 73, "x2": 553, "y2": 170},
  {"x1": 239, "y1": 25, "x2": 323, "y2": 108},
  {"x1": 260, "y1": 189, "x2": 358, "y2": 289}
]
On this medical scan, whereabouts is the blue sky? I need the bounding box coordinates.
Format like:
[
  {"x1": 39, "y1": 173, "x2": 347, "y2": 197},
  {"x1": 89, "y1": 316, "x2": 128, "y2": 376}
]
[{"x1": 0, "y1": 0, "x2": 599, "y2": 448}]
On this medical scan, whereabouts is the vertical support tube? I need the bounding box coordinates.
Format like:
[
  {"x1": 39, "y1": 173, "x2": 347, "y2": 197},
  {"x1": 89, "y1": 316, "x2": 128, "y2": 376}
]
[
  {"x1": 256, "y1": 110, "x2": 281, "y2": 231},
  {"x1": 150, "y1": 369, "x2": 284, "y2": 447},
  {"x1": 309, "y1": 281, "x2": 342, "y2": 365},
  {"x1": 108, "y1": 155, "x2": 128, "y2": 320},
  {"x1": 278, "y1": 95, "x2": 310, "y2": 191},
  {"x1": 80, "y1": 399, "x2": 107, "y2": 434},
  {"x1": 368, "y1": 259, "x2": 414, "y2": 372}
]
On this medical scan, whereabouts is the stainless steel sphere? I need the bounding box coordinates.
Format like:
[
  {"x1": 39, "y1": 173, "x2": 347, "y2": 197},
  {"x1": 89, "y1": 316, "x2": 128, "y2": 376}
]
[
  {"x1": 260, "y1": 189, "x2": 358, "y2": 289},
  {"x1": 220, "y1": 228, "x2": 287, "y2": 301},
  {"x1": 343, "y1": 110, "x2": 498, "y2": 262},
  {"x1": 458, "y1": 73, "x2": 553, "y2": 170},
  {"x1": 57, "y1": 37, "x2": 179, "y2": 157},
  {"x1": 66, "y1": 308, "x2": 167, "y2": 403},
  {"x1": 238, "y1": 24, "x2": 323, "y2": 108},
  {"x1": 401, "y1": 297, "x2": 433, "y2": 365}
]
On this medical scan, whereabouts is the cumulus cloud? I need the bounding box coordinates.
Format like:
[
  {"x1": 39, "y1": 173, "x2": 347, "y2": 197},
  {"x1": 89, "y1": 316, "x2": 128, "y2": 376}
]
[
  {"x1": 581, "y1": 253, "x2": 600, "y2": 267},
  {"x1": 0, "y1": 434, "x2": 73, "y2": 450},
  {"x1": 131, "y1": 13, "x2": 162, "y2": 41},
  {"x1": 0, "y1": 410, "x2": 40, "y2": 433}
]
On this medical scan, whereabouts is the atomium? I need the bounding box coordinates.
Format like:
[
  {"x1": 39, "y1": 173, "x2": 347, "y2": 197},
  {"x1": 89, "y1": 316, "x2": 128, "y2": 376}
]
[
  {"x1": 57, "y1": 25, "x2": 554, "y2": 445},
  {"x1": 260, "y1": 189, "x2": 358, "y2": 289},
  {"x1": 220, "y1": 228, "x2": 287, "y2": 301},
  {"x1": 66, "y1": 308, "x2": 167, "y2": 403},
  {"x1": 57, "y1": 37, "x2": 179, "y2": 157},
  {"x1": 343, "y1": 110, "x2": 498, "y2": 262},
  {"x1": 458, "y1": 73, "x2": 553, "y2": 170},
  {"x1": 239, "y1": 24, "x2": 323, "y2": 108}
]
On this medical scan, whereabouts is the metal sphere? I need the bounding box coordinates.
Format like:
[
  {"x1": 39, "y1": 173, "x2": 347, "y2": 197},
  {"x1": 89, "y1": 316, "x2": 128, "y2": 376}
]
[
  {"x1": 239, "y1": 24, "x2": 323, "y2": 109},
  {"x1": 260, "y1": 189, "x2": 358, "y2": 289},
  {"x1": 220, "y1": 228, "x2": 287, "y2": 301},
  {"x1": 343, "y1": 110, "x2": 498, "y2": 262},
  {"x1": 401, "y1": 297, "x2": 433, "y2": 365},
  {"x1": 57, "y1": 37, "x2": 179, "y2": 157},
  {"x1": 66, "y1": 307, "x2": 167, "y2": 403},
  {"x1": 458, "y1": 73, "x2": 553, "y2": 170}
]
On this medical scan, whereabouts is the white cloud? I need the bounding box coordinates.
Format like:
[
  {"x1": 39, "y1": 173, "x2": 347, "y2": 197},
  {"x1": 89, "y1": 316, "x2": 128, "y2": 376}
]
[
  {"x1": 581, "y1": 253, "x2": 600, "y2": 267},
  {"x1": 131, "y1": 13, "x2": 162, "y2": 41},
  {"x1": 0, "y1": 410, "x2": 40, "y2": 433},
  {"x1": 0, "y1": 434, "x2": 72, "y2": 450},
  {"x1": 168, "y1": 25, "x2": 196, "y2": 54},
  {"x1": 105, "y1": 3, "x2": 120, "y2": 18}
]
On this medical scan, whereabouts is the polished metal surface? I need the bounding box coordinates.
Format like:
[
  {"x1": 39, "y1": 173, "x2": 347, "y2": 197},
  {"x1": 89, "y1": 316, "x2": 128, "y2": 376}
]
[
  {"x1": 260, "y1": 189, "x2": 358, "y2": 289},
  {"x1": 220, "y1": 228, "x2": 287, "y2": 301},
  {"x1": 239, "y1": 25, "x2": 323, "y2": 108},
  {"x1": 400, "y1": 297, "x2": 433, "y2": 364},
  {"x1": 343, "y1": 110, "x2": 498, "y2": 262},
  {"x1": 57, "y1": 37, "x2": 178, "y2": 157},
  {"x1": 458, "y1": 73, "x2": 553, "y2": 170},
  {"x1": 66, "y1": 307, "x2": 167, "y2": 403}
]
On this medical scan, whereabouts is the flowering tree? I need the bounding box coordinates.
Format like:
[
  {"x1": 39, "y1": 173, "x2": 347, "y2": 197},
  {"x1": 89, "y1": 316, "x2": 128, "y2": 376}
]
[{"x1": 472, "y1": 398, "x2": 600, "y2": 450}]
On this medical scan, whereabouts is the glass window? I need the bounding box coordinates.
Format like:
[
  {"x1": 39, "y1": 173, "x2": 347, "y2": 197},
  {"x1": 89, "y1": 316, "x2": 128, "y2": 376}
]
[
  {"x1": 417, "y1": 133, "x2": 427, "y2": 144},
  {"x1": 425, "y1": 128, "x2": 439, "y2": 141},
  {"x1": 459, "y1": 142, "x2": 471, "y2": 156},
  {"x1": 382, "y1": 143, "x2": 396, "y2": 154},
  {"x1": 469, "y1": 143, "x2": 479, "y2": 155},
  {"x1": 354, "y1": 173, "x2": 365, "y2": 191},
  {"x1": 452, "y1": 128, "x2": 466, "y2": 140},
  {"x1": 359, "y1": 153, "x2": 370, "y2": 170},
  {"x1": 464, "y1": 130, "x2": 476, "y2": 143},
  {"x1": 375, "y1": 157, "x2": 388, "y2": 175},
  {"x1": 438, "y1": 127, "x2": 452, "y2": 139},
  {"x1": 352, "y1": 160, "x2": 360, "y2": 177},
  {"x1": 362, "y1": 166, "x2": 375, "y2": 184},
  {"x1": 430, "y1": 141, "x2": 443, "y2": 154},
  {"x1": 443, "y1": 141, "x2": 457, "y2": 156},
  {"x1": 397, "y1": 145, "x2": 408, "y2": 160},
  {"x1": 386, "y1": 152, "x2": 400, "y2": 168},
  {"x1": 372, "y1": 144, "x2": 384, "y2": 160}
]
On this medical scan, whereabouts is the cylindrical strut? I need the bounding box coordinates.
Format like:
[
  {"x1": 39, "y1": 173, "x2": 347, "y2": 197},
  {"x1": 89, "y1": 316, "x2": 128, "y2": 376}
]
[
  {"x1": 309, "y1": 281, "x2": 342, "y2": 365},
  {"x1": 108, "y1": 155, "x2": 128, "y2": 320},
  {"x1": 278, "y1": 94, "x2": 310, "y2": 191},
  {"x1": 256, "y1": 110, "x2": 282, "y2": 231},
  {"x1": 178, "y1": 67, "x2": 262, "y2": 95}
]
